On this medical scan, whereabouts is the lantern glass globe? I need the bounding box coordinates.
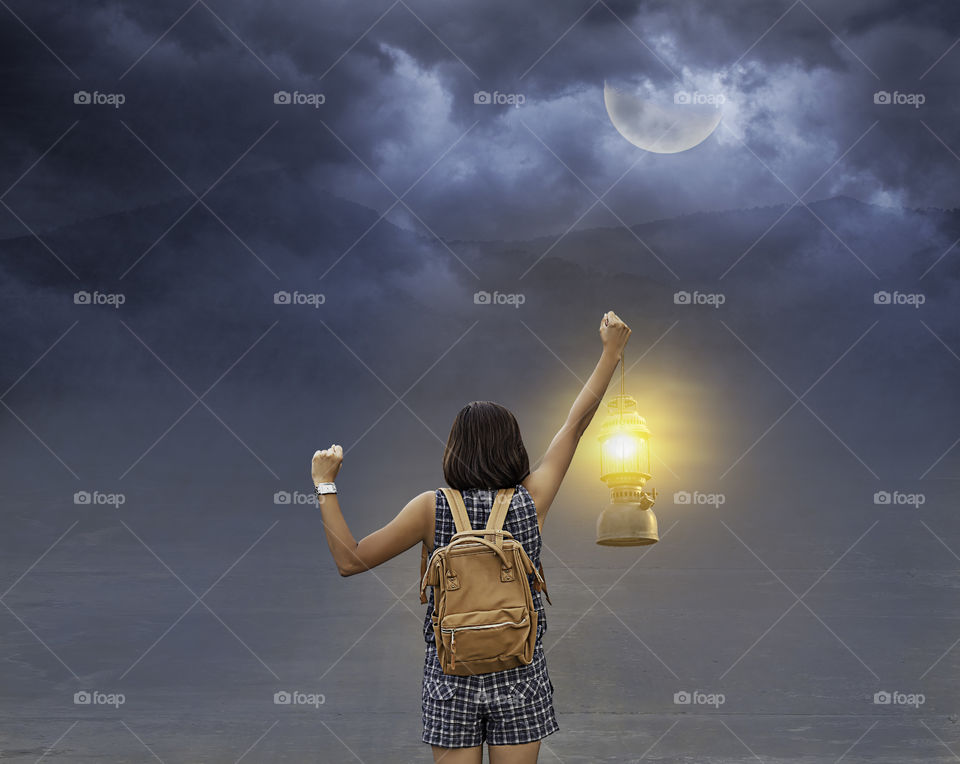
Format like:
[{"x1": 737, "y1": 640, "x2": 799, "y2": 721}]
[{"x1": 598, "y1": 395, "x2": 651, "y2": 484}]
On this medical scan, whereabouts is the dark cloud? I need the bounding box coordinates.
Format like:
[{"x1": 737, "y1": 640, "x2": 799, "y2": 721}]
[{"x1": 1, "y1": 0, "x2": 957, "y2": 244}]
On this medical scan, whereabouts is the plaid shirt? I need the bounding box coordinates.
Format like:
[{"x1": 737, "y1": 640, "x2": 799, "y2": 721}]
[{"x1": 422, "y1": 484, "x2": 547, "y2": 647}]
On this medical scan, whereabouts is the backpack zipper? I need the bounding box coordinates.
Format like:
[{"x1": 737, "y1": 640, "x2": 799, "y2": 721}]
[{"x1": 440, "y1": 615, "x2": 527, "y2": 635}]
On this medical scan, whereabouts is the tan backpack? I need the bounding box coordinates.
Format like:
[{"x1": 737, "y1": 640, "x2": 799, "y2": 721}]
[{"x1": 419, "y1": 487, "x2": 548, "y2": 676}]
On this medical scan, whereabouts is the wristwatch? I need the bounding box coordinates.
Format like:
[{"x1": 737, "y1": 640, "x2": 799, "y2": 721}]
[{"x1": 315, "y1": 482, "x2": 337, "y2": 499}]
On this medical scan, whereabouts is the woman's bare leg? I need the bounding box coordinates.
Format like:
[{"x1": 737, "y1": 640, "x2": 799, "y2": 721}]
[
  {"x1": 431, "y1": 744, "x2": 483, "y2": 763},
  {"x1": 488, "y1": 740, "x2": 541, "y2": 764}
]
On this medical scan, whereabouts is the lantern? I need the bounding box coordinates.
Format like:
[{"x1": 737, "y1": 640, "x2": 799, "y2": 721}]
[{"x1": 596, "y1": 393, "x2": 658, "y2": 545}]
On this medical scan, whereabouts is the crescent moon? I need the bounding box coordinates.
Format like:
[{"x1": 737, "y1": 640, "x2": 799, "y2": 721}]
[{"x1": 603, "y1": 80, "x2": 722, "y2": 154}]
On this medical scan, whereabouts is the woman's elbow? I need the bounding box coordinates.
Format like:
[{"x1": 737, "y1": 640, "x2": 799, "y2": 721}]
[
  {"x1": 338, "y1": 559, "x2": 367, "y2": 577},
  {"x1": 337, "y1": 543, "x2": 366, "y2": 576}
]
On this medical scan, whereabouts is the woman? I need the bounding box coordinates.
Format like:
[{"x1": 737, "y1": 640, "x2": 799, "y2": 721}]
[{"x1": 313, "y1": 310, "x2": 631, "y2": 763}]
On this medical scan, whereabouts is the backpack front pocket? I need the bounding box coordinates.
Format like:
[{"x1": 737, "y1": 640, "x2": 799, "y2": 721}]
[{"x1": 439, "y1": 605, "x2": 530, "y2": 666}]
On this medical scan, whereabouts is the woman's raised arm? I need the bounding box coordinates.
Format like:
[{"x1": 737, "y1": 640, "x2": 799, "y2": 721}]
[{"x1": 523, "y1": 311, "x2": 631, "y2": 524}]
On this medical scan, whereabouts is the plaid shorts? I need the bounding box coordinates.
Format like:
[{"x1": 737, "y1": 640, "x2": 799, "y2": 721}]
[{"x1": 421, "y1": 640, "x2": 559, "y2": 748}]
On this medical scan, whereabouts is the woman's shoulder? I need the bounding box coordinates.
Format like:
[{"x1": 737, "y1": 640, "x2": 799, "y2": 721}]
[{"x1": 413, "y1": 490, "x2": 439, "y2": 513}]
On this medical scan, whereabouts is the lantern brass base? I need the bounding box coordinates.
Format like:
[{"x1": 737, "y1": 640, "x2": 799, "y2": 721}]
[{"x1": 596, "y1": 503, "x2": 659, "y2": 546}]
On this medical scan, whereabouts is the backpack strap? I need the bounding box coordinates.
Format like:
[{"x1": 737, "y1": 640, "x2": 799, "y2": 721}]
[
  {"x1": 483, "y1": 488, "x2": 515, "y2": 548},
  {"x1": 538, "y1": 561, "x2": 552, "y2": 605},
  {"x1": 486, "y1": 487, "x2": 552, "y2": 604},
  {"x1": 421, "y1": 488, "x2": 458, "y2": 604},
  {"x1": 419, "y1": 542, "x2": 430, "y2": 604},
  {"x1": 440, "y1": 488, "x2": 473, "y2": 533},
  {"x1": 419, "y1": 489, "x2": 477, "y2": 604}
]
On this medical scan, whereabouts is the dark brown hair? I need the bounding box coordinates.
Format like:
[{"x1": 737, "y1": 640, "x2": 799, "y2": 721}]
[{"x1": 443, "y1": 401, "x2": 530, "y2": 490}]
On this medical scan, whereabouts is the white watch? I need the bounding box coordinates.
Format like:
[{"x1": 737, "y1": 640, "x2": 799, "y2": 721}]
[{"x1": 315, "y1": 482, "x2": 337, "y2": 497}]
